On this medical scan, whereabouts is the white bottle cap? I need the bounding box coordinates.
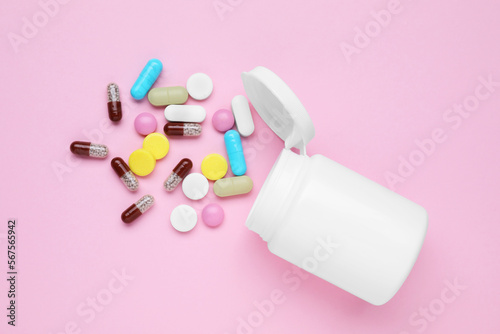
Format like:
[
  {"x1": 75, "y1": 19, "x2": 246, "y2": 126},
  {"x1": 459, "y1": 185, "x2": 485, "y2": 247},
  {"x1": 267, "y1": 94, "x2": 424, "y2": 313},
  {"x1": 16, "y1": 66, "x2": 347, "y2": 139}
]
[{"x1": 241, "y1": 67, "x2": 315, "y2": 154}]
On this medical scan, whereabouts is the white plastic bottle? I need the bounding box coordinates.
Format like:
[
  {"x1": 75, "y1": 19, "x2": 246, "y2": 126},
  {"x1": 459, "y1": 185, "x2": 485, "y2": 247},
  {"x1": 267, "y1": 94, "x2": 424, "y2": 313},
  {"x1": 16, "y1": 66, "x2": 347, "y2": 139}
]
[{"x1": 242, "y1": 67, "x2": 428, "y2": 306}]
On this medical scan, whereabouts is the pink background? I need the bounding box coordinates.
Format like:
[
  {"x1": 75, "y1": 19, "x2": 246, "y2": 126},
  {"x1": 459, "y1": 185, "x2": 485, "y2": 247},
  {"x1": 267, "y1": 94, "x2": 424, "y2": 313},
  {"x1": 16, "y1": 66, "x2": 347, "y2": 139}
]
[{"x1": 1, "y1": 0, "x2": 499, "y2": 333}]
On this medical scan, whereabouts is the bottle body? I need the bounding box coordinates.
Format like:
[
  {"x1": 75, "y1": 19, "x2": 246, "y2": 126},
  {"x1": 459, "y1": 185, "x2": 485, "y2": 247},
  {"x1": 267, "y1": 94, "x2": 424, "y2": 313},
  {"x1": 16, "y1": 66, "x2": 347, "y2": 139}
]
[{"x1": 246, "y1": 149, "x2": 428, "y2": 305}]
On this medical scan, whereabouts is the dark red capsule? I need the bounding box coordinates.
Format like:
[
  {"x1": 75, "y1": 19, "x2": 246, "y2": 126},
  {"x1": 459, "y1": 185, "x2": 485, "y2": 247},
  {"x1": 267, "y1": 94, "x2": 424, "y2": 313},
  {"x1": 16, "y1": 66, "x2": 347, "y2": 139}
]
[
  {"x1": 70, "y1": 141, "x2": 108, "y2": 158},
  {"x1": 107, "y1": 83, "x2": 122, "y2": 122}
]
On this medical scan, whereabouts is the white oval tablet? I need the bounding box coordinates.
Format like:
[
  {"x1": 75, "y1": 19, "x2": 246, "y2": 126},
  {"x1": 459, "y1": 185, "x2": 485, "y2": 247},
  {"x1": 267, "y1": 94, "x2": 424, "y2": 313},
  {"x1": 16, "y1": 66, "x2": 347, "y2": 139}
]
[
  {"x1": 182, "y1": 173, "x2": 209, "y2": 200},
  {"x1": 231, "y1": 95, "x2": 255, "y2": 137},
  {"x1": 170, "y1": 204, "x2": 197, "y2": 232},
  {"x1": 186, "y1": 73, "x2": 213, "y2": 100},
  {"x1": 164, "y1": 105, "x2": 206, "y2": 122}
]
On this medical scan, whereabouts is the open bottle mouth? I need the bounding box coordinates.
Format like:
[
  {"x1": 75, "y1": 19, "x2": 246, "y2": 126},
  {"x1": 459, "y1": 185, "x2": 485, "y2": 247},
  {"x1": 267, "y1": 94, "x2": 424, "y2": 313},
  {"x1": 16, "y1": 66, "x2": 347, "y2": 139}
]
[{"x1": 245, "y1": 149, "x2": 310, "y2": 242}]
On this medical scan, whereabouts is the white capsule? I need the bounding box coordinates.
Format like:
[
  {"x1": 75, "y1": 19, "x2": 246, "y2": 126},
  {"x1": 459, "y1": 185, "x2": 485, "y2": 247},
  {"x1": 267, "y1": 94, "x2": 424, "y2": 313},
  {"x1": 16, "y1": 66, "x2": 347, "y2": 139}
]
[
  {"x1": 231, "y1": 95, "x2": 254, "y2": 137},
  {"x1": 164, "y1": 105, "x2": 206, "y2": 123}
]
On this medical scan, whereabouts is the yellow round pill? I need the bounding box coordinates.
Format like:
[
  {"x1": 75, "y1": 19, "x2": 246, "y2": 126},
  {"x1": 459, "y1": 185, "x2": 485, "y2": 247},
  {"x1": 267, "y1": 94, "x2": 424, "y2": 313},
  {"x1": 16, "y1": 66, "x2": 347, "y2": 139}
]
[
  {"x1": 143, "y1": 133, "x2": 169, "y2": 159},
  {"x1": 201, "y1": 154, "x2": 228, "y2": 181},
  {"x1": 129, "y1": 149, "x2": 156, "y2": 176}
]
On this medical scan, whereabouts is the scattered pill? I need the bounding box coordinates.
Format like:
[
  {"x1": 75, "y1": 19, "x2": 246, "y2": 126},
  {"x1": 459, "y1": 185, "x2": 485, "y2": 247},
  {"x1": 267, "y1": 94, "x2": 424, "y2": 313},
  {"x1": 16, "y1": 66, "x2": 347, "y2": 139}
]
[
  {"x1": 148, "y1": 86, "x2": 188, "y2": 106},
  {"x1": 212, "y1": 108, "x2": 234, "y2": 132},
  {"x1": 128, "y1": 149, "x2": 156, "y2": 176},
  {"x1": 70, "y1": 141, "x2": 108, "y2": 158},
  {"x1": 164, "y1": 158, "x2": 193, "y2": 191},
  {"x1": 201, "y1": 154, "x2": 228, "y2": 181},
  {"x1": 111, "y1": 157, "x2": 139, "y2": 191},
  {"x1": 182, "y1": 173, "x2": 209, "y2": 200},
  {"x1": 224, "y1": 130, "x2": 247, "y2": 176},
  {"x1": 134, "y1": 112, "x2": 157, "y2": 136},
  {"x1": 107, "y1": 83, "x2": 122, "y2": 122},
  {"x1": 170, "y1": 204, "x2": 197, "y2": 232},
  {"x1": 143, "y1": 133, "x2": 169, "y2": 159},
  {"x1": 186, "y1": 73, "x2": 213, "y2": 100},
  {"x1": 213, "y1": 176, "x2": 253, "y2": 197},
  {"x1": 163, "y1": 122, "x2": 202, "y2": 136},
  {"x1": 202, "y1": 203, "x2": 224, "y2": 227},
  {"x1": 164, "y1": 105, "x2": 206, "y2": 123},
  {"x1": 130, "y1": 59, "x2": 163, "y2": 100},
  {"x1": 231, "y1": 95, "x2": 254, "y2": 137},
  {"x1": 121, "y1": 195, "x2": 154, "y2": 223}
]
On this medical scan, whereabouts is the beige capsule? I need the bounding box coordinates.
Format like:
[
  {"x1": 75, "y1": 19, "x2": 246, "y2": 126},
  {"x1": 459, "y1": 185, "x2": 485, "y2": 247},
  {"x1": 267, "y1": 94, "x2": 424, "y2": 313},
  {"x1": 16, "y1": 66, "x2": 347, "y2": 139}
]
[
  {"x1": 213, "y1": 176, "x2": 253, "y2": 197},
  {"x1": 148, "y1": 86, "x2": 189, "y2": 106}
]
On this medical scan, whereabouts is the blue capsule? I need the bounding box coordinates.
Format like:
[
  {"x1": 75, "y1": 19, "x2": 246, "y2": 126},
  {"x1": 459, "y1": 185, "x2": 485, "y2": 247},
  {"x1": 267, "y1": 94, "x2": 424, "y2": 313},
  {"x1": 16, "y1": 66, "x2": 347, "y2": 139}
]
[
  {"x1": 224, "y1": 130, "x2": 247, "y2": 176},
  {"x1": 130, "y1": 59, "x2": 163, "y2": 100}
]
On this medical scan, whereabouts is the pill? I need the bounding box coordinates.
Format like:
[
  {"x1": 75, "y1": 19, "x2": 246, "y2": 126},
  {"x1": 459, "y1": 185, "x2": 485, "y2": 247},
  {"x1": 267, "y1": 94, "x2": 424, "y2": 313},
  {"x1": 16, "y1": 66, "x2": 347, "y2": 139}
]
[
  {"x1": 212, "y1": 108, "x2": 234, "y2": 132},
  {"x1": 70, "y1": 141, "x2": 108, "y2": 158},
  {"x1": 163, "y1": 122, "x2": 202, "y2": 136},
  {"x1": 164, "y1": 158, "x2": 193, "y2": 191},
  {"x1": 202, "y1": 203, "x2": 224, "y2": 227},
  {"x1": 130, "y1": 59, "x2": 163, "y2": 100},
  {"x1": 170, "y1": 204, "x2": 197, "y2": 232},
  {"x1": 148, "y1": 86, "x2": 188, "y2": 106},
  {"x1": 213, "y1": 176, "x2": 253, "y2": 197},
  {"x1": 128, "y1": 149, "x2": 156, "y2": 176},
  {"x1": 134, "y1": 112, "x2": 157, "y2": 136},
  {"x1": 201, "y1": 154, "x2": 228, "y2": 181},
  {"x1": 121, "y1": 195, "x2": 154, "y2": 223},
  {"x1": 107, "y1": 83, "x2": 122, "y2": 122},
  {"x1": 143, "y1": 133, "x2": 169, "y2": 159},
  {"x1": 186, "y1": 73, "x2": 213, "y2": 100},
  {"x1": 231, "y1": 95, "x2": 254, "y2": 137},
  {"x1": 111, "y1": 157, "x2": 139, "y2": 191},
  {"x1": 164, "y1": 105, "x2": 206, "y2": 123},
  {"x1": 182, "y1": 173, "x2": 209, "y2": 200},
  {"x1": 224, "y1": 130, "x2": 247, "y2": 176}
]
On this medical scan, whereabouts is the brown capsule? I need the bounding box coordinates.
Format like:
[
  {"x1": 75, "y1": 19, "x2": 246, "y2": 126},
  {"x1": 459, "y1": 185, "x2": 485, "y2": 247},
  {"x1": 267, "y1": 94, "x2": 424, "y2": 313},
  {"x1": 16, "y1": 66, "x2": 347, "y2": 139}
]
[
  {"x1": 121, "y1": 195, "x2": 154, "y2": 223},
  {"x1": 164, "y1": 122, "x2": 202, "y2": 136},
  {"x1": 164, "y1": 158, "x2": 193, "y2": 191},
  {"x1": 107, "y1": 83, "x2": 122, "y2": 122},
  {"x1": 111, "y1": 157, "x2": 139, "y2": 191},
  {"x1": 70, "y1": 141, "x2": 108, "y2": 158}
]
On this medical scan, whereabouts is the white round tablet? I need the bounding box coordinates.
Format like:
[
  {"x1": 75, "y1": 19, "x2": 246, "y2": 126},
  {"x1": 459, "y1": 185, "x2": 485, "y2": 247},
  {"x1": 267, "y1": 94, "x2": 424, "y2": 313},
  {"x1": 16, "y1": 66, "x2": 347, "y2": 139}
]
[
  {"x1": 186, "y1": 73, "x2": 213, "y2": 100},
  {"x1": 182, "y1": 173, "x2": 209, "y2": 200},
  {"x1": 170, "y1": 204, "x2": 197, "y2": 232}
]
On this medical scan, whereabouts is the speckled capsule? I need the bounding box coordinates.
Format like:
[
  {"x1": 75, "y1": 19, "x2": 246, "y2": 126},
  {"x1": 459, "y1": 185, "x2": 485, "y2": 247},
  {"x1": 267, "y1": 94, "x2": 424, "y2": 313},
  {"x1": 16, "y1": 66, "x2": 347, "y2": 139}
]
[
  {"x1": 107, "y1": 83, "x2": 122, "y2": 122},
  {"x1": 121, "y1": 195, "x2": 154, "y2": 223},
  {"x1": 70, "y1": 141, "x2": 108, "y2": 158},
  {"x1": 163, "y1": 122, "x2": 202, "y2": 136},
  {"x1": 111, "y1": 157, "x2": 139, "y2": 191},
  {"x1": 164, "y1": 158, "x2": 193, "y2": 191}
]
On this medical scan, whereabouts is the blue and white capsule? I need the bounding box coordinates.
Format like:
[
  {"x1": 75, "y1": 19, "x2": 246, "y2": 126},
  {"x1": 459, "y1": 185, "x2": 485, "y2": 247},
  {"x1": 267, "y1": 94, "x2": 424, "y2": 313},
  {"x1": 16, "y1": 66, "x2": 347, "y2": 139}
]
[
  {"x1": 130, "y1": 59, "x2": 163, "y2": 100},
  {"x1": 224, "y1": 130, "x2": 247, "y2": 176}
]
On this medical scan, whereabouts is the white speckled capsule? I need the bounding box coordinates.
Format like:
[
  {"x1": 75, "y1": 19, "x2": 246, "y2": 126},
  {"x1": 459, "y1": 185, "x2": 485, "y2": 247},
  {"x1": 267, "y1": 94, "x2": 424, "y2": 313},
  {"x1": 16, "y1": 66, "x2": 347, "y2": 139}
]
[
  {"x1": 121, "y1": 195, "x2": 154, "y2": 223},
  {"x1": 111, "y1": 158, "x2": 139, "y2": 191},
  {"x1": 70, "y1": 141, "x2": 108, "y2": 158}
]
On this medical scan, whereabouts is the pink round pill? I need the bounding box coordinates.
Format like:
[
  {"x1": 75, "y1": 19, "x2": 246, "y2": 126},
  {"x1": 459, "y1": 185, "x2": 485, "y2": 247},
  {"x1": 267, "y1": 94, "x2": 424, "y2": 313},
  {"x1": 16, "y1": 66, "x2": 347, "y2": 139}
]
[
  {"x1": 134, "y1": 112, "x2": 157, "y2": 136},
  {"x1": 212, "y1": 109, "x2": 234, "y2": 133},
  {"x1": 202, "y1": 203, "x2": 224, "y2": 227}
]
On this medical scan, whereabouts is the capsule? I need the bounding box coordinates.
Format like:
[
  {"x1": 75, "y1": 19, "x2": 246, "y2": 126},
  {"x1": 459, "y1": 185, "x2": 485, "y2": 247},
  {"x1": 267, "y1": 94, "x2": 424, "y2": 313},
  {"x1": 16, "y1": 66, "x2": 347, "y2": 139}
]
[
  {"x1": 70, "y1": 141, "x2": 108, "y2": 158},
  {"x1": 231, "y1": 95, "x2": 254, "y2": 137},
  {"x1": 107, "y1": 83, "x2": 122, "y2": 122},
  {"x1": 121, "y1": 195, "x2": 154, "y2": 223},
  {"x1": 164, "y1": 158, "x2": 193, "y2": 191},
  {"x1": 111, "y1": 157, "x2": 139, "y2": 191},
  {"x1": 148, "y1": 86, "x2": 188, "y2": 106},
  {"x1": 130, "y1": 59, "x2": 163, "y2": 100},
  {"x1": 163, "y1": 122, "x2": 202, "y2": 136},
  {"x1": 214, "y1": 176, "x2": 253, "y2": 197},
  {"x1": 224, "y1": 130, "x2": 247, "y2": 176}
]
